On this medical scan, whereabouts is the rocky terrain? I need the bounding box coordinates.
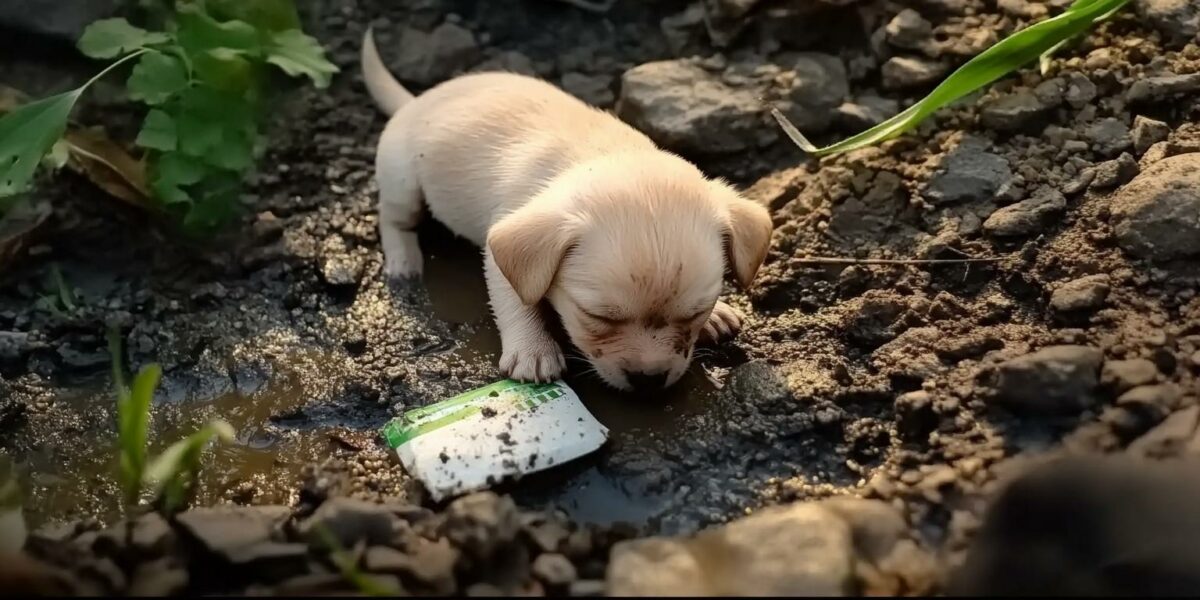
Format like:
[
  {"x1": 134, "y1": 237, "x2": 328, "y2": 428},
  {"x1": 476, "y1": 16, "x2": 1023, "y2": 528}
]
[{"x1": 2, "y1": 0, "x2": 1199, "y2": 595}]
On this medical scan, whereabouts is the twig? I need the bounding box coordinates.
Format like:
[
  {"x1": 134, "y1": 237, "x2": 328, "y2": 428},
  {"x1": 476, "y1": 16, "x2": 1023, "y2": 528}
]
[
  {"x1": 792, "y1": 256, "x2": 1005, "y2": 266},
  {"x1": 553, "y1": 0, "x2": 616, "y2": 13}
]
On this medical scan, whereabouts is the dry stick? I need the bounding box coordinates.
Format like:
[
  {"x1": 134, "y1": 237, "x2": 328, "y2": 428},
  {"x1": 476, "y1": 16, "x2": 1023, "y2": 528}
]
[{"x1": 792, "y1": 256, "x2": 1005, "y2": 266}]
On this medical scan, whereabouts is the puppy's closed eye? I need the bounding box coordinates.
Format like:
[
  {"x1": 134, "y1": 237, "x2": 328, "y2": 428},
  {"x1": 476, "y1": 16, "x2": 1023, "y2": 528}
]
[{"x1": 580, "y1": 308, "x2": 628, "y2": 327}]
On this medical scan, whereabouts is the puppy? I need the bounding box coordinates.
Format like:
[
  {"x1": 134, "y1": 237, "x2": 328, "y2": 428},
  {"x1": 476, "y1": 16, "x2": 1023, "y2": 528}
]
[{"x1": 362, "y1": 29, "x2": 773, "y2": 390}]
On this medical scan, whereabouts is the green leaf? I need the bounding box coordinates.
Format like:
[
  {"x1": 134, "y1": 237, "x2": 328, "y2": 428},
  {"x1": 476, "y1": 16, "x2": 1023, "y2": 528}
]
[
  {"x1": 152, "y1": 152, "x2": 208, "y2": 204},
  {"x1": 183, "y1": 174, "x2": 242, "y2": 231},
  {"x1": 78, "y1": 18, "x2": 170, "y2": 59},
  {"x1": 0, "y1": 91, "x2": 79, "y2": 197},
  {"x1": 205, "y1": 129, "x2": 254, "y2": 172},
  {"x1": 136, "y1": 109, "x2": 178, "y2": 151},
  {"x1": 177, "y1": 5, "x2": 262, "y2": 58},
  {"x1": 207, "y1": 0, "x2": 302, "y2": 32},
  {"x1": 143, "y1": 420, "x2": 234, "y2": 514},
  {"x1": 265, "y1": 29, "x2": 339, "y2": 89},
  {"x1": 774, "y1": 0, "x2": 1131, "y2": 157},
  {"x1": 193, "y1": 50, "x2": 258, "y2": 95},
  {"x1": 117, "y1": 361, "x2": 160, "y2": 508},
  {"x1": 127, "y1": 52, "x2": 189, "y2": 105}
]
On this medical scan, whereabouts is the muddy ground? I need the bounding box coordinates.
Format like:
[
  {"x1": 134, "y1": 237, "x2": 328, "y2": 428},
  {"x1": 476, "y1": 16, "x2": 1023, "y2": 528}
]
[{"x1": 2, "y1": 0, "x2": 1200, "y2": 595}]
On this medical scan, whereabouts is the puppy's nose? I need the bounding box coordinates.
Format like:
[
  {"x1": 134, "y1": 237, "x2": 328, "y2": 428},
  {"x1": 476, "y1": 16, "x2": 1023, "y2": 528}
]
[{"x1": 626, "y1": 370, "x2": 669, "y2": 390}]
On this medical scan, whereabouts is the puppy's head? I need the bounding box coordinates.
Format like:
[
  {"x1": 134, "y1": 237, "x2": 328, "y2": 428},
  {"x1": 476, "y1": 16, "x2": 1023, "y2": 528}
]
[{"x1": 487, "y1": 154, "x2": 772, "y2": 391}]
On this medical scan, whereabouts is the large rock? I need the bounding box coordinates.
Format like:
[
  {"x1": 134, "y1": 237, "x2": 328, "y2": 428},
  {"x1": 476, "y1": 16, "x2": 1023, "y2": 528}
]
[
  {"x1": 298, "y1": 498, "x2": 398, "y2": 548},
  {"x1": 1110, "y1": 153, "x2": 1200, "y2": 261},
  {"x1": 0, "y1": 0, "x2": 119, "y2": 43},
  {"x1": 923, "y1": 141, "x2": 1014, "y2": 205},
  {"x1": 984, "y1": 345, "x2": 1103, "y2": 414},
  {"x1": 1135, "y1": 0, "x2": 1200, "y2": 45},
  {"x1": 774, "y1": 53, "x2": 849, "y2": 134},
  {"x1": 952, "y1": 455, "x2": 1200, "y2": 595},
  {"x1": 389, "y1": 23, "x2": 482, "y2": 86},
  {"x1": 607, "y1": 502, "x2": 854, "y2": 596},
  {"x1": 1127, "y1": 73, "x2": 1200, "y2": 104},
  {"x1": 617, "y1": 60, "x2": 767, "y2": 154},
  {"x1": 884, "y1": 9, "x2": 933, "y2": 50},
  {"x1": 983, "y1": 187, "x2": 1066, "y2": 237},
  {"x1": 440, "y1": 492, "x2": 521, "y2": 560},
  {"x1": 175, "y1": 506, "x2": 291, "y2": 562}
]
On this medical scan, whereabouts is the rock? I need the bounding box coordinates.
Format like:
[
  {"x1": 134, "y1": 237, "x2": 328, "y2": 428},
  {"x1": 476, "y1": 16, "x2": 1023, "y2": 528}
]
[
  {"x1": 775, "y1": 53, "x2": 849, "y2": 134},
  {"x1": 1117, "y1": 383, "x2": 1183, "y2": 412},
  {"x1": 998, "y1": 0, "x2": 1048, "y2": 17},
  {"x1": 1085, "y1": 117, "x2": 1132, "y2": 157},
  {"x1": 660, "y1": 4, "x2": 706, "y2": 55},
  {"x1": 130, "y1": 512, "x2": 175, "y2": 556},
  {"x1": 1049, "y1": 275, "x2": 1110, "y2": 313},
  {"x1": 571, "y1": 579, "x2": 607, "y2": 596},
  {"x1": 980, "y1": 89, "x2": 1054, "y2": 132},
  {"x1": 1127, "y1": 73, "x2": 1200, "y2": 104},
  {"x1": 79, "y1": 558, "x2": 125, "y2": 593},
  {"x1": 1131, "y1": 116, "x2": 1171, "y2": 155},
  {"x1": 617, "y1": 60, "x2": 766, "y2": 154},
  {"x1": 1089, "y1": 153, "x2": 1139, "y2": 189},
  {"x1": 1063, "y1": 72, "x2": 1097, "y2": 108},
  {"x1": 884, "y1": 9, "x2": 932, "y2": 50},
  {"x1": 400, "y1": 537, "x2": 459, "y2": 594},
  {"x1": 952, "y1": 455, "x2": 1200, "y2": 595},
  {"x1": 319, "y1": 236, "x2": 364, "y2": 287},
  {"x1": 983, "y1": 187, "x2": 1067, "y2": 237},
  {"x1": 127, "y1": 558, "x2": 187, "y2": 596},
  {"x1": 0, "y1": 332, "x2": 30, "y2": 363},
  {"x1": 881, "y1": 56, "x2": 948, "y2": 89},
  {"x1": 1110, "y1": 154, "x2": 1200, "y2": 260},
  {"x1": 723, "y1": 360, "x2": 791, "y2": 404},
  {"x1": 473, "y1": 50, "x2": 536, "y2": 76},
  {"x1": 0, "y1": 0, "x2": 119, "y2": 43},
  {"x1": 441, "y1": 492, "x2": 521, "y2": 559},
  {"x1": 837, "y1": 96, "x2": 899, "y2": 130},
  {"x1": 57, "y1": 346, "x2": 111, "y2": 370},
  {"x1": 819, "y1": 497, "x2": 908, "y2": 563},
  {"x1": 703, "y1": 0, "x2": 764, "y2": 47},
  {"x1": 985, "y1": 345, "x2": 1103, "y2": 414},
  {"x1": 531, "y1": 553, "x2": 577, "y2": 587},
  {"x1": 560, "y1": 72, "x2": 614, "y2": 107},
  {"x1": 299, "y1": 498, "x2": 397, "y2": 548},
  {"x1": 175, "y1": 506, "x2": 290, "y2": 561},
  {"x1": 607, "y1": 503, "x2": 853, "y2": 596},
  {"x1": 390, "y1": 23, "x2": 482, "y2": 86},
  {"x1": 1135, "y1": 0, "x2": 1200, "y2": 44},
  {"x1": 923, "y1": 141, "x2": 1013, "y2": 205},
  {"x1": 846, "y1": 292, "x2": 908, "y2": 348},
  {"x1": 1102, "y1": 359, "x2": 1160, "y2": 392},
  {"x1": 1128, "y1": 405, "x2": 1200, "y2": 457},
  {"x1": 894, "y1": 390, "x2": 937, "y2": 441}
]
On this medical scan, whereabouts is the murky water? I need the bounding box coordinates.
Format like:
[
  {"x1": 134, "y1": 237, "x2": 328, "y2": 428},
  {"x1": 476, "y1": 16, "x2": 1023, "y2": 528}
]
[{"x1": 16, "y1": 225, "x2": 726, "y2": 529}]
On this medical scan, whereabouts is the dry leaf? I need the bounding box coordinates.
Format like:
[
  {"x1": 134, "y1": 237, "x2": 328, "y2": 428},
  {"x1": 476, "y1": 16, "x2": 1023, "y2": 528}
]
[{"x1": 63, "y1": 127, "x2": 153, "y2": 207}]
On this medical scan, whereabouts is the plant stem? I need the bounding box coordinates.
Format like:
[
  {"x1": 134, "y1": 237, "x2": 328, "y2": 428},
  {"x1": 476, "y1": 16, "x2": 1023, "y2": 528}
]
[
  {"x1": 792, "y1": 256, "x2": 1004, "y2": 266},
  {"x1": 79, "y1": 49, "x2": 151, "y2": 97}
]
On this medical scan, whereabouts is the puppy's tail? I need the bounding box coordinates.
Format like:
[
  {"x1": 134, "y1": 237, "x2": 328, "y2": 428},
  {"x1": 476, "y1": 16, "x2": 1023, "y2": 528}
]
[{"x1": 361, "y1": 26, "x2": 415, "y2": 116}]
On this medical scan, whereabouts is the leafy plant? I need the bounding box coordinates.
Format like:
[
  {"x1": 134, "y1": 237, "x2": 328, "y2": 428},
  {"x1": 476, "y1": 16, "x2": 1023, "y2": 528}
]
[
  {"x1": 1, "y1": 0, "x2": 337, "y2": 232},
  {"x1": 108, "y1": 329, "x2": 233, "y2": 513},
  {"x1": 314, "y1": 525, "x2": 403, "y2": 597},
  {"x1": 773, "y1": 0, "x2": 1130, "y2": 157}
]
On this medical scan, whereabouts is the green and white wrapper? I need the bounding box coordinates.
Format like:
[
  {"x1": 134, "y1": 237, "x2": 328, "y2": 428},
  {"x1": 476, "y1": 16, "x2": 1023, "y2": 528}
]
[{"x1": 382, "y1": 380, "x2": 608, "y2": 501}]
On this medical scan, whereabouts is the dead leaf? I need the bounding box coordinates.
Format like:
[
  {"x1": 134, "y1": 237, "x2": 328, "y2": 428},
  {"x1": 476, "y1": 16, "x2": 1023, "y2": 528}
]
[
  {"x1": 1, "y1": 84, "x2": 153, "y2": 210},
  {"x1": 0, "y1": 196, "x2": 51, "y2": 272},
  {"x1": 63, "y1": 127, "x2": 154, "y2": 208}
]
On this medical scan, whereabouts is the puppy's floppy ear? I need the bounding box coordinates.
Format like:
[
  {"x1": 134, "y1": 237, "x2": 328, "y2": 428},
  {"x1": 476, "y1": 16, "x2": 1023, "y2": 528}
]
[
  {"x1": 487, "y1": 203, "x2": 576, "y2": 305},
  {"x1": 723, "y1": 193, "x2": 773, "y2": 289}
]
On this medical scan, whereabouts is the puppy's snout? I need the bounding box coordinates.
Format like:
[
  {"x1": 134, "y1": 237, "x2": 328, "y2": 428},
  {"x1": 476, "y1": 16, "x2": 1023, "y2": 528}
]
[{"x1": 625, "y1": 370, "x2": 669, "y2": 390}]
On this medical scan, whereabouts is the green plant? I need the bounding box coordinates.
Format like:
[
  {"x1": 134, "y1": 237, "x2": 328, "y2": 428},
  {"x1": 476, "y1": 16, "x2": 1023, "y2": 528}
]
[
  {"x1": 1, "y1": 0, "x2": 337, "y2": 232},
  {"x1": 314, "y1": 525, "x2": 403, "y2": 597},
  {"x1": 773, "y1": 0, "x2": 1129, "y2": 157},
  {"x1": 108, "y1": 329, "x2": 233, "y2": 513}
]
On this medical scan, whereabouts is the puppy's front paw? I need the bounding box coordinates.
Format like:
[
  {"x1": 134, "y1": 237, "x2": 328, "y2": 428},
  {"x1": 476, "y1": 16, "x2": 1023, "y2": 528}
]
[
  {"x1": 384, "y1": 252, "x2": 423, "y2": 282},
  {"x1": 499, "y1": 337, "x2": 566, "y2": 383},
  {"x1": 700, "y1": 300, "x2": 743, "y2": 345},
  {"x1": 381, "y1": 228, "x2": 424, "y2": 281}
]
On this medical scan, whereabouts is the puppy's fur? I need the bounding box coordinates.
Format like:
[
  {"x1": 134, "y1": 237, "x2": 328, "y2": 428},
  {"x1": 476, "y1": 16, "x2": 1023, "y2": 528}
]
[{"x1": 362, "y1": 29, "x2": 773, "y2": 390}]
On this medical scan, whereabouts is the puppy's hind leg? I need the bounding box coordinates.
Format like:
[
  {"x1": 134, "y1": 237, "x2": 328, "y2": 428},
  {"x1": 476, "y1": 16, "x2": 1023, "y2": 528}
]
[
  {"x1": 485, "y1": 248, "x2": 566, "y2": 382},
  {"x1": 377, "y1": 157, "x2": 425, "y2": 281}
]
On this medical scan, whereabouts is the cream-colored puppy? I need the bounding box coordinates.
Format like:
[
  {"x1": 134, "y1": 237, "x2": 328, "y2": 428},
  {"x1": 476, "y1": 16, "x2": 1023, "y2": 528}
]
[{"x1": 362, "y1": 29, "x2": 773, "y2": 390}]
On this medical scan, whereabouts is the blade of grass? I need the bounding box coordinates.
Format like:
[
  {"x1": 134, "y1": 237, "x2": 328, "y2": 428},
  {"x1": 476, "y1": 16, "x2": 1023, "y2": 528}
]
[
  {"x1": 773, "y1": 0, "x2": 1130, "y2": 157},
  {"x1": 143, "y1": 419, "x2": 233, "y2": 514},
  {"x1": 314, "y1": 525, "x2": 403, "y2": 597}
]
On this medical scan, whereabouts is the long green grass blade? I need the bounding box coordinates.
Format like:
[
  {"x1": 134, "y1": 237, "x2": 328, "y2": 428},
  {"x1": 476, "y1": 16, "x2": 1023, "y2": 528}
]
[
  {"x1": 774, "y1": 0, "x2": 1130, "y2": 157},
  {"x1": 143, "y1": 419, "x2": 233, "y2": 513}
]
